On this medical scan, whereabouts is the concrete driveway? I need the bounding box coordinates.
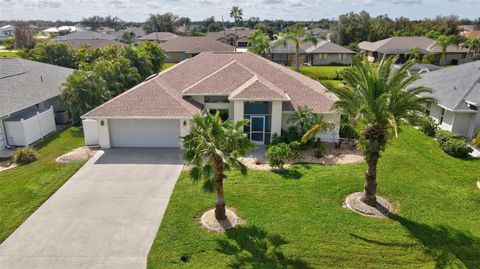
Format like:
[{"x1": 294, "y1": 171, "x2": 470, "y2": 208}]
[{"x1": 0, "y1": 148, "x2": 183, "y2": 269}]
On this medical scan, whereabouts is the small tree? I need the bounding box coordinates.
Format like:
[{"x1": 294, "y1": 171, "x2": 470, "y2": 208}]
[
  {"x1": 434, "y1": 35, "x2": 456, "y2": 66},
  {"x1": 14, "y1": 21, "x2": 33, "y2": 49},
  {"x1": 230, "y1": 6, "x2": 243, "y2": 47},
  {"x1": 462, "y1": 38, "x2": 480, "y2": 60},
  {"x1": 274, "y1": 29, "x2": 317, "y2": 71},
  {"x1": 182, "y1": 112, "x2": 254, "y2": 220},
  {"x1": 247, "y1": 28, "x2": 271, "y2": 56}
]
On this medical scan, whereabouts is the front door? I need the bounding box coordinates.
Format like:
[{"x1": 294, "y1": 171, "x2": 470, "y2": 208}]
[{"x1": 250, "y1": 116, "x2": 265, "y2": 144}]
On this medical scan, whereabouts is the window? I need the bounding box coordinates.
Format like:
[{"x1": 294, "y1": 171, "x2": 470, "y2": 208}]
[
  {"x1": 439, "y1": 108, "x2": 445, "y2": 125},
  {"x1": 425, "y1": 103, "x2": 431, "y2": 116},
  {"x1": 337, "y1": 53, "x2": 348, "y2": 60},
  {"x1": 204, "y1": 96, "x2": 229, "y2": 103},
  {"x1": 238, "y1": 42, "x2": 248, "y2": 47}
]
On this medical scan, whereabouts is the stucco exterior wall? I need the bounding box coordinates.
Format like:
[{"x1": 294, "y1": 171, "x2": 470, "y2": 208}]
[
  {"x1": 311, "y1": 53, "x2": 353, "y2": 66},
  {"x1": 281, "y1": 112, "x2": 340, "y2": 142}
]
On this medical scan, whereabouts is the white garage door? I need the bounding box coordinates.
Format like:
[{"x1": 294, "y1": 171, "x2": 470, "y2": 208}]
[{"x1": 109, "y1": 119, "x2": 180, "y2": 147}]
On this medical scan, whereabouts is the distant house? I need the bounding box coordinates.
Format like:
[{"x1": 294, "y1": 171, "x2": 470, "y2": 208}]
[
  {"x1": 0, "y1": 25, "x2": 14, "y2": 37},
  {"x1": 207, "y1": 28, "x2": 252, "y2": 48},
  {"x1": 464, "y1": 30, "x2": 480, "y2": 40},
  {"x1": 0, "y1": 58, "x2": 73, "y2": 150},
  {"x1": 410, "y1": 61, "x2": 480, "y2": 139},
  {"x1": 161, "y1": 36, "x2": 235, "y2": 63},
  {"x1": 96, "y1": 27, "x2": 115, "y2": 34},
  {"x1": 135, "y1": 32, "x2": 178, "y2": 43},
  {"x1": 358, "y1": 36, "x2": 472, "y2": 65},
  {"x1": 61, "y1": 39, "x2": 126, "y2": 49},
  {"x1": 269, "y1": 39, "x2": 355, "y2": 66},
  {"x1": 111, "y1": 27, "x2": 145, "y2": 40},
  {"x1": 54, "y1": 31, "x2": 116, "y2": 41}
]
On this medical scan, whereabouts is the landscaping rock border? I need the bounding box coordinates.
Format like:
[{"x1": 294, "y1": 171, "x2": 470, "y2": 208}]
[
  {"x1": 55, "y1": 147, "x2": 97, "y2": 163},
  {"x1": 344, "y1": 192, "x2": 394, "y2": 218},
  {"x1": 200, "y1": 208, "x2": 242, "y2": 232}
]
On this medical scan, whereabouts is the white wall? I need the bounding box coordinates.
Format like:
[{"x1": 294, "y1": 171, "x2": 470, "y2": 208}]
[
  {"x1": 98, "y1": 119, "x2": 111, "y2": 148},
  {"x1": 4, "y1": 108, "x2": 56, "y2": 146},
  {"x1": 0, "y1": 120, "x2": 5, "y2": 150},
  {"x1": 281, "y1": 112, "x2": 340, "y2": 142},
  {"x1": 82, "y1": 119, "x2": 99, "y2": 146}
]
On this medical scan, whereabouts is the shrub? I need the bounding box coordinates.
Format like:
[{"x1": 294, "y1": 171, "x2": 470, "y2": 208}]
[
  {"x1": 266, "y1": 142, "x2": 304, "y2": 169},
  {"x1": 12, "y1": 147, "x2": 38, "y2": 165},
  {"x1": 439, "y1": 138, "x2": 473, "y2": 158},
  {"x1": 472, "y1": 129, "x2": 480, "y2": 148},
  {"x1": 266, "y1": 143, "x2": 290, "y2": 169},
  {"x1": 313, "y1": 140, "x2": 326, "y2": 158},
  {"x1": 419, "y1": 117, "x2": 438, "y2": 137},
  {"x1": 436, "y1": 130, "x2": 472, "y2": 158}
]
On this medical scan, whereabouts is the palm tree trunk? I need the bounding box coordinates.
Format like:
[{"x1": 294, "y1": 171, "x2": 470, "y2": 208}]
[
  {"x1": 295, "y1": 50, "x2": 300, "y2": 72},
  {"x1": 361, "y1": 151, "x2": 379, "y2": 205},
  {"x1": 214, "y1": 159, "x2": 226, "y2": 220}
]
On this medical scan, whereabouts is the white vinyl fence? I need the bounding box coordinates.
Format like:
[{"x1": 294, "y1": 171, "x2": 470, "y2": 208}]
[{"x1": 4, "y1": 107, "x2": 56, "y2": 146}]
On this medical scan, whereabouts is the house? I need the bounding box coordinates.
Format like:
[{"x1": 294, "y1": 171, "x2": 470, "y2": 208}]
[
  {"x1": 392, "y1": 63, "x2": 443, "y2": 76},
  {"x1": 269, "y1": 39, "x2": 355, "y2": 66},
  {"x1": 464, "y1": 30, "x2": 480, "y2": 40},
  {"x1": 61, "y1": 39, "x2": 126, "y2": 49},
  {"x1": 0, "y1": 58, "x2": 73, "y2": 150},
  {"x1": 0, "y1": 25, "x2": 14, "y2": 37},
  {"x1": 206, "y1": 28, "x2": 252, "y2": 48},
  {"x1": 135, "y1": 32, "x2": 178, "y2": 43},
  {"x1": 81, "y1": 51, "x2": 340, "y2": 148},
  {"x1": 358, "y1": 36, "x2": 472, "y2": 65},
  {"x1": 96, "y1": 26, "x2": 115, "y2": 34},
  {"x1": 410, "y1": 61, "x2": 480, "y2": 139},
  {"x1": 54, "y1": 31, "x2": 116, "y2": 41},
  {"x1": 160, "y1": 36, "x2": 235, "y2": 63},
  {"x1": 111, "y1": 27, "x2": 145, "y2": 40}
]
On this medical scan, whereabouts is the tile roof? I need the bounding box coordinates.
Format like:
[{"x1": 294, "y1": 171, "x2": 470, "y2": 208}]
[
  {"x1": 0, "y1": 58, "x2": 73, "y2": 117},
  {"x1": 54, "y1": 31, "x2": 116, "y2": 41},
  {"x1": 60, "y1": 39, "x2": 126, "y2": 49},
  {"x1": 160, "y1": 36, "x2": 235, "y2": 53},
  {"x1": 358, "y1": 36, "x2": 468, "y2": 54},
  {"x1": 206, "y1": 28, "x2": 252, "y2": 40},
  {"x1": 270, "y1": 40, "x2": 354, "y2": 54},
  {"x1": 84, "y1": 52, "x2": 337, "y2": 118},
  {"x1": 410, "y1": 61, "x2": 480, "y2": 111},
  {"x1": 136, "y1": 32, "x2": 178, "y2": 41}
]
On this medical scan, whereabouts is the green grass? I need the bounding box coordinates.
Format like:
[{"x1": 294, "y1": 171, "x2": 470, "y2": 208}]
[
  {"x1": 0, "y1": 127, "x2": 85, "y2": 243},
  {"x1": 0, "y1": 51, "x2": 18, "y2": 58},
  {"x1": 148, "y1": 127, "x2": 480, "y2": 268},
  {"x1": 298, "y1": 66, "x2": 348, "y2": 80},
  {"x1": 319, "y1": 79, "x2": 344, "y2": 91},
  {"x1": 162, "y1": 63, "x2": 176, "y2": 70}
]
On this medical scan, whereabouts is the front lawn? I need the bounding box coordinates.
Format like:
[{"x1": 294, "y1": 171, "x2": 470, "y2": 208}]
[
  {"x1": 0, "y1": 127, "x2": 85, "y2": 243},
  {"x1": 298, "y1": 65, "x2": 348, "y2": 80},
  {"x1": 148, "y1": 127, "x2": 480, "y2": 268},
  {"x1": 0, "y1": 51, "x2": 18, "y2": 58}
]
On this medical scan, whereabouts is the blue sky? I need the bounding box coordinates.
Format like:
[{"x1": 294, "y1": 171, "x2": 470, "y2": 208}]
[{"x1": 0, "y1": 0, "x2": 479, "y2": 22}]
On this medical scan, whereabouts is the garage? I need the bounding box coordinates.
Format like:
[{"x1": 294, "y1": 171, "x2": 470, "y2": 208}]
[{"x1": 109, "y1": 119, "x2": 180, "y2": 147}]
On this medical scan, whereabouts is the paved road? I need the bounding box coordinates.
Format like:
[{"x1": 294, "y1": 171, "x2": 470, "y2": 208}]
[{"x1": 0, "y1": 148, "x2": 183, "y2": 269}]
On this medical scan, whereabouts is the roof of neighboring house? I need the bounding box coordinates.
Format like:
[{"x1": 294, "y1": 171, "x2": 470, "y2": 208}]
[
  {"x1": 84, "y1": 51, "x2": 337, "y2": 118},
  {"x1": 0, "y1": 58, "x2": 73, "y2": 117},
  {"x1": 465, "y1": 30, "x2": 480, "y2": 39},
  {"x1": 161, "y1": 36, "x2": 235, "y2": 54},
  {"x1": 410, "y1": 61, "x2": 480, "y2": 111},
  {"x1": 393, "y1": 63, "x2": 443, "y2": 75},
  {"x1": 54, "y1": 31, "x2": 116, "y2": 41},
  {"x1": 136, "y1": 32, "x2": 178, "y2": 41},
  {"x1": 112, "y1": 27, "x2": 146, "y2": 38},
  {"x1": 60, "y1": 39, "x2": 126, "y2": 49},
  {"x1": 206, "y1": 28, "x2": 252, "y2": 40},
  {"x1": 358, "y1": 36, "x2": 468, "y2": 54},
  {"x1": 270, "y1": 39, "x2": 354, "y2": 54},
  {"x1": 96, "y1": 27, "x2": 115, "y2": 32}
]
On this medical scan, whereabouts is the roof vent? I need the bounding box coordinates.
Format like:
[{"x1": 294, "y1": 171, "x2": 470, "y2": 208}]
[
  {"x1": 40, "y1": 75, "x2": 43, "y2": 82},
  {"x1": 144, "y1": 73, "x2": 158, "y2": 81}
]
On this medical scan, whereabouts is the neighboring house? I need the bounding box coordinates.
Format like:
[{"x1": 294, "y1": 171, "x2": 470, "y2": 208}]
[
  {"x1": 465, "y1": 30, "x2": 480, "y2": 40},
  {"x1": 392, "y1": 63, "x2": 443, "y2": 76},
  {"x1": 111, "y1": 27, "x2": 145, "y2": 40},
  {"x1": 54, "y1": 31, "x2": 116, "y2": 41},
  {"x1": 0, "y1": 25, "x2": 14, "y2": 37},
  {"x1": 269, "y1": 39, "x2": 355, "y2": 66},
  {"x1": 306, "y1": 28, "x2": 331, "y2": 40},
  {"x1": 206, "y1": 28, "x2": 252, "y2": 48},
  {"x1": 0, "y1": 58, "x2": 73, "y2": 150},
  {"x1": 81, "y1": 52, "x2": 340, "y2": 148},
  {"x1": 358, "y1": 36, "x2": 472, "y2": 65},
  {"x1": 160, "y1": 36, "x2": 235, "y2": 63},
  {"x1": 60, "y1": 39, "x2": 126, "y2": 49},
  {"x1": 410, "y1": 61, "x2": 480, "y2": 139},
  {"x1": 96, "y1": 27, "x2": 115, "y2": 34},
  {"x1": 135, "y1": 32, "x2": 178, "y2": 43}
]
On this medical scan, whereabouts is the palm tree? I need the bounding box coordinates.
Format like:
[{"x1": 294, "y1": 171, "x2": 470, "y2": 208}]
[
  {"x1": 408, "y1": 47, "x2": 422, "y2": 62},
  {"x1": 230, "y1": 6, "x2": 243, "y2": 47},
  {"x1": 182, "y1": 112, "x2": 254, "y2": 220},
  {"x1": 274, "y1": 30, "x2": 317, "y2": 71},
  {"x1": 462, "y1": 38, "x2": 480, "y2": 59},
  {"x1": 323, "y1": 56, "x2": 435, "y2": 205},
  {"x1": 434, "y1": 35, "x2": 456, "y2": 66},
  {"x1": 247, "y1": 29, "x2": 271, "y2": 56}
]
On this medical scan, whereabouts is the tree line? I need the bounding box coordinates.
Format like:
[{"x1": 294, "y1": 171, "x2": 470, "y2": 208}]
[{"x1": 19, "y1": 42, "x2": 166, "y2": 123}]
